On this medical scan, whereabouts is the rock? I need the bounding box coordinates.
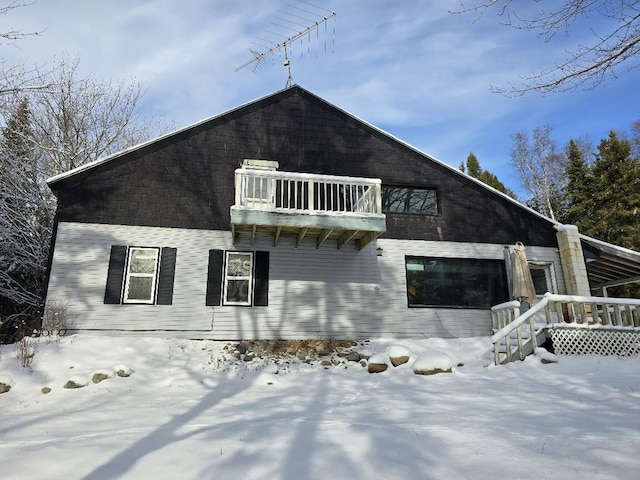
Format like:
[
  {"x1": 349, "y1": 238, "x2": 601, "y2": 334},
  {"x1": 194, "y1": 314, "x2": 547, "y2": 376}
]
[
  {"x1": 387, "y1": 345, "x2": 411, "y2": 367},
  {"x1": 114, "y1": 365, "x2": 132, "y2": 377},
  {"x1": 41, "y1": 387, "x2": 51, "y2": 394},
  {"x1": 368, "y1": 353, "x2": 389, "y2": 373},
  {"x1": 0, "y1": 383, "x2": 11, "y2": 394},
  {"x1": 345, "y1": 352, "x2": 361, "y2": 362},
  {"x1": 390, "y1": 355, "x2": 410, "y2": 367},
  {"x1": 368, "y1": 362, "x2": 388, "y2": 374},
  {"x1": 244, "y1": 353, "x2": 255, "y2": 362},
  {"x1": 236, "y1": 343, "x2": 247, "y2": 354},
  {"x1": 413, "y1": 350, "x2": 454, "y2": 375},
  {"x1": 320, "y1": 360, "x2": 332, "y2": 366},
  {"x1": 64, "y1": 380, "x2": 86, "y2": 389},
  {"x1": 414, "y1": 367, "x2": 452, "y2": 375},
  {"x1": 92, "y1": 373, "x2": 110, "y2": 384}
]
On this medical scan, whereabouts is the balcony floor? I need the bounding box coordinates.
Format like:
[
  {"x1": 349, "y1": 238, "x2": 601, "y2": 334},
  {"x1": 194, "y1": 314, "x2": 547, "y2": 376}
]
[{"x1": 230, "y1": 207, "x2": 386, "y2": 250}]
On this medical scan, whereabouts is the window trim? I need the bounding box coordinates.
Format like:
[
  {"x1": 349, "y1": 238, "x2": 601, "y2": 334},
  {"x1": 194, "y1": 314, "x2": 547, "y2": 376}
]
[
  {"x1": 381, "y1": 185, "x2": 439, "y2": 216},
  {"x1": 122, "y1": 247, "x2": 161, "y2": 304},
  {"x1": 222, "y1": 251, "x2": 254, "y2": 306},
  {"x1": 405, "y1": 255, "x2": 509, "y2": 309}
]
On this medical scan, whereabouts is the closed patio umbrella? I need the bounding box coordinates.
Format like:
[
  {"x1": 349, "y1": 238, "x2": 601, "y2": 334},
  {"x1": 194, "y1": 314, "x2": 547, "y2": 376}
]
[{"x1": 512, "y1": 242, "x2": 537, "y2": 304}]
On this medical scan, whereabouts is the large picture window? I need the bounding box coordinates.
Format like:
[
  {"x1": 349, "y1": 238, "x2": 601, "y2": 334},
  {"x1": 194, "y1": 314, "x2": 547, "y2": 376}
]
[
  {"x1": 382, "y1": 186, "x2": 438, "y2": 215},
  {"x1": 406, "y1": 256, "x2": 508, "y2": 308}
]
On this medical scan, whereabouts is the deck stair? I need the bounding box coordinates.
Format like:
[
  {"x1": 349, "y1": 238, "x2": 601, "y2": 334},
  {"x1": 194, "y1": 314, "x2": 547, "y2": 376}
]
[{"x1": 491, "y1": 293, "x2": 640, "y2": 365}]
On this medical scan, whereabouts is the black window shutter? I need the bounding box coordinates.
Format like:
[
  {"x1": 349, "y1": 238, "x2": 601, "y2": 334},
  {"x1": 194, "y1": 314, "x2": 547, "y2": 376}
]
[
  {"x1": 205, "y1": 249, "x2": 224, "y2": 306},
  {"x1": 254, "y1": 251, "x2": 269, "y2": 306},
  {"x1": 104, "y1": 245, "x2": 127, "y2": 304},
  {"x1": 156, "y1": 247, "x2": 177, "y2": 305}
]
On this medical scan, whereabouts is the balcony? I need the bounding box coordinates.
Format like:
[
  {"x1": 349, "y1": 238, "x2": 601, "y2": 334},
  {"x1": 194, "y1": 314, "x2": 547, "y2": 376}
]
[{"x1": 230, "y1": 168, "x2": 386, "y2": 249}]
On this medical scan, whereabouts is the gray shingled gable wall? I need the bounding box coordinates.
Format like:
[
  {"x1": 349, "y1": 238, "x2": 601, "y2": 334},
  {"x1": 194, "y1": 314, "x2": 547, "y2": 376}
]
[{"x1": 49, "y1": 85, "x2": 557, "y2": 247}]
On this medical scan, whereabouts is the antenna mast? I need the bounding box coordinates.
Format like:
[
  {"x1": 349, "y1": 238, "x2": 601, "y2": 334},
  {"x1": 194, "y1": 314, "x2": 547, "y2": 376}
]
[{"x1": 236, "y1": 5, "x2": 336, "y2": 87}]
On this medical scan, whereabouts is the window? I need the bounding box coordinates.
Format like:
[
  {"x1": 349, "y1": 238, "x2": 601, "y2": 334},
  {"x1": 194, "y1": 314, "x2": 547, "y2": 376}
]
[
  {"x1": 382, "y1": 186, "x2": 438, "y2": 215},
  {"x1": 124, "y1": 248, "x2": 159, "y2": 303},
  {"x1": 406, "y1": 256, "x2": 508, "y2": 308},
  {"x1": 529, "y1": 263, "x2": 556, "y2": 296},
  {"x1": 223, "y1": 251, "x2": 253, "y2": 305},
  {"x1": 206, "y1": 250, "x2": 269, "y2": 307},
  {"x1": 104, "y1": 246, "x2": 177, "y2": 305}
]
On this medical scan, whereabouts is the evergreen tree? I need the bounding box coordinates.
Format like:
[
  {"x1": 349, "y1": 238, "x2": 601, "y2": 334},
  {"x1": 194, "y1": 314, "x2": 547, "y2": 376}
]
[
  {"x1": 587, "y1": 132, "x2": 640, "y2": 250},
  {"x1": 460, "y1": 152, "x2": 517, "y2": 199},
  {"x1": 562, "y1": 139, "x2": 592, "y2": 225},
  {"x1": 0, "y1": 98, "x2": 53, "y2": 336},
  {"x1": 562, "y1": 132, "x2": 640, "y2": 297}
]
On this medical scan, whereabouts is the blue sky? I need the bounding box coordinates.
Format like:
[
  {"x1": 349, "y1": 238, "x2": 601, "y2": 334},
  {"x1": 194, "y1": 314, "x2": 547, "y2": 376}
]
[{"x1": 3, "y1": 1, "x2": 639, "y2": 196}]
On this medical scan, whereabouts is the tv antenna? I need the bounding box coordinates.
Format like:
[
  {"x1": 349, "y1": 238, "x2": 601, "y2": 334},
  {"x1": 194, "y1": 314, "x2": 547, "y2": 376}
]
[{"x1": 236, "y1": 2, "x2": 336, "y2": 87}]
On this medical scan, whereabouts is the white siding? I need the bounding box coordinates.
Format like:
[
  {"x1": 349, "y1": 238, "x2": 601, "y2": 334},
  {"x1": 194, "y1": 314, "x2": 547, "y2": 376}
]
[{"x1": 46, "y1": 222, "x2": 565, "y2": 339}]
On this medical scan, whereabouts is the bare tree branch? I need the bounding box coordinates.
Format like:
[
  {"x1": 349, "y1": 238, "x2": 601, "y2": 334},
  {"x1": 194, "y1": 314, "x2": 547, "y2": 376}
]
[
  {"x1": 509, "y1": 125, "x2": 566, "y2": 220},
  {"x1": 0, "y1": 1, "x2": 39, "y2": 43},
  {"x1": 454, "y1": 1, "x2": 640, "y2": 94}
]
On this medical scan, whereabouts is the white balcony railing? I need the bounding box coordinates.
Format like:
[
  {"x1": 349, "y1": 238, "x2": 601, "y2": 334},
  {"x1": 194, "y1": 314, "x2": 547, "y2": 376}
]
[{"x1": 234, "y1": 168, "x2": 383, "y2": 216}]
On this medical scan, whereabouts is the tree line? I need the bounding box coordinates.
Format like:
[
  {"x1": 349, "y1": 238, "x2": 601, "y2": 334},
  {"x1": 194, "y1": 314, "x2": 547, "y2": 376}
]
[
  {"x1": 0, "y1": 5, "x2": 170, "y2": 340},
  {"x1": 462, "y1": 121, "x2": 640, "y2": 295}
]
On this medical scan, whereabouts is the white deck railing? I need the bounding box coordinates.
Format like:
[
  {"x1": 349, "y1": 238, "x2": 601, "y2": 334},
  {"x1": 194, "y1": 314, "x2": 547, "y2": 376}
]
[
  {"x1": 491, "y1": 293, "x2": 640, "y2": 365},
  {"x1": 234, "y1": 168, "x2": 383, "y2": 216}
]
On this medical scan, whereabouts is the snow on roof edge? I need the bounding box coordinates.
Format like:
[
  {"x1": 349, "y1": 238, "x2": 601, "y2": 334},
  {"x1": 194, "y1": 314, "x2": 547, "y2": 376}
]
[
  {"x1": 580, "y1": 233, "x2": 640, "y2": 259},
  {"x1": 46, "y1": 86, "x2": 293, "y2": 186}
]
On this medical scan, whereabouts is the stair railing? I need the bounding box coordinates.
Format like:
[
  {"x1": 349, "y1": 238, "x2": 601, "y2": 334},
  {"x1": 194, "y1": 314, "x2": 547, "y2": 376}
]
[{"x1": 491, "y1": 293, "x2": 640, "y2": 365}]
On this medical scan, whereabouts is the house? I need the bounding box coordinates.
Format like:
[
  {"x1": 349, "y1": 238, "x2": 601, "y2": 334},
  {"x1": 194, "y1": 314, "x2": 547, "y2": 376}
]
[{"x1": 44, "y1": 85, "x2": 640, "y2": 340}]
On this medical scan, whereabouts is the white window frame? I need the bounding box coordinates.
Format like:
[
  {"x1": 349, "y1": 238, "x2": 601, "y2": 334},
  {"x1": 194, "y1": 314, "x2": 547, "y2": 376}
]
[
  {"x1": 529, "y1": 262, "x2": 558, "y2": 297},
  {"x1": 223, "y1": 251, "x2": 254, "y2": 306},
  {"x1": 123, "y1": 247, "x2": 160, "y2": 304}
]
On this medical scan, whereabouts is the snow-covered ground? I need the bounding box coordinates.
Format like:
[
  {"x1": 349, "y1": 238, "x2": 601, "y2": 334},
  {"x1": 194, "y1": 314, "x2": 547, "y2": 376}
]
[{"x1": 1, "y1": 335, "x2": 639, "y2": 480}]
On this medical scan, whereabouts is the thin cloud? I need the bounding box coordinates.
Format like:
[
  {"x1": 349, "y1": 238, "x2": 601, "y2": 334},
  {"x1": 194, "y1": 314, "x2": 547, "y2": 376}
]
[{"x1": 1, "y1": 1, "x2": 639, "y2": 196}]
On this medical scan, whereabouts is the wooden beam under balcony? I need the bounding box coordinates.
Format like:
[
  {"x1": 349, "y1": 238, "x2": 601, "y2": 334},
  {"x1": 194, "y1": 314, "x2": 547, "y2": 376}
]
[
  {"x1": 337, "y1": 230, "x2": 358, "y2": 250},
  {"x1": 317, "y1": 229, "x2": 333, "y2": 248},
  {"x1": 296, "y1": 227, "x2": 309, "y2": 247},
  {"x1": 357, "y1": 231, "x2": 382, "y2": 250},
  {"x1": 273, "y1": 225, "x2": 282, "y2": 247}
]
